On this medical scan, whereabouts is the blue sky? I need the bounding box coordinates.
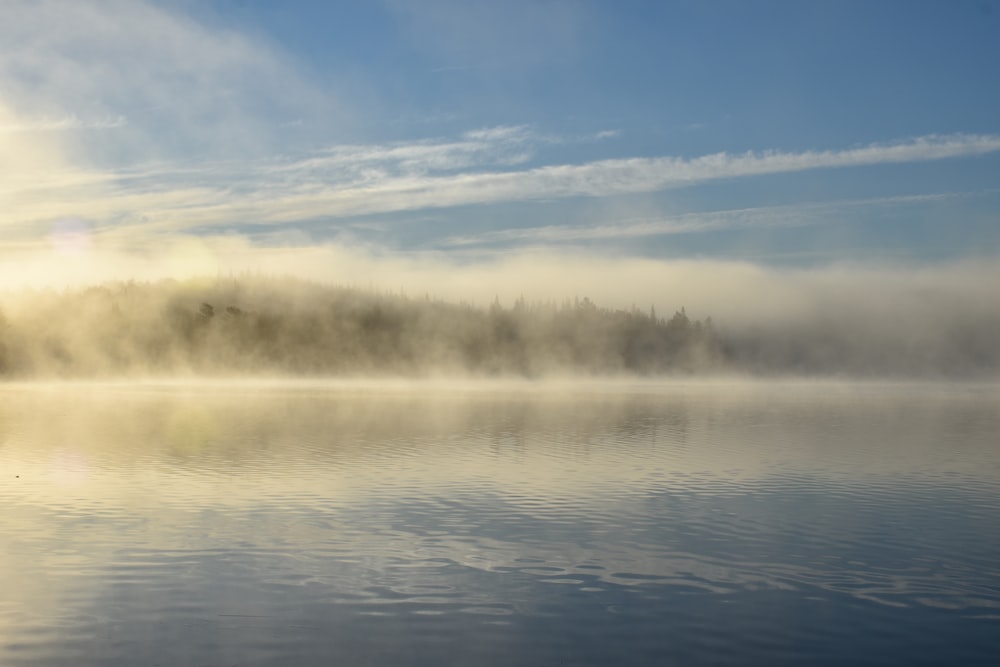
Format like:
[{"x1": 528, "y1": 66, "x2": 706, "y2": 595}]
[{"x1": 1, "y1": 0, "x2": 999, "y2": 306}]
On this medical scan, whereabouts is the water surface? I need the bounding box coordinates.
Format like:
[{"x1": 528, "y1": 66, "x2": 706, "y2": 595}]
[{"x1": 2, "y1": 379, "x2": 999, "y2": 665}]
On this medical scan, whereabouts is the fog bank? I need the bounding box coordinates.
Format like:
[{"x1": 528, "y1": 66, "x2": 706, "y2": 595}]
[
  {"x1": 0, "y1": 247, "x2": 997, "y2": 377},
  {"x1": 1, "y1": 237, "x2": 997, "y2": 322}
]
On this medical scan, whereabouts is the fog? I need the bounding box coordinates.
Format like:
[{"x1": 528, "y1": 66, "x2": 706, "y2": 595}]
[
  {"x1": 2, "y1": 236, "x2": 997, "y2": 323},
  {"x1": 0, "y1": 240, "x2": 997, "y2": 379}
]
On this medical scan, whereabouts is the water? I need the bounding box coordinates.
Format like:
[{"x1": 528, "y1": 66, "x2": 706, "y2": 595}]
[{"x1": 2, "y1": 379, "x2": 999, "y2": 666}]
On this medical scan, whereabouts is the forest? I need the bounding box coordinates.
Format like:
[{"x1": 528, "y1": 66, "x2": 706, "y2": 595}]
[
  {"x1": 0, "y1": 277, "x2": 721, "y2": 378},
  {"x1": 0, "y1": 276, "x2": 996, "y2": 379}
]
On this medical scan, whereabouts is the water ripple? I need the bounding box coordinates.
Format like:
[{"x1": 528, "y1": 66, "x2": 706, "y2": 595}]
[{"x1": 2, "y1": 381, "x2": 1000, "y2": 665}]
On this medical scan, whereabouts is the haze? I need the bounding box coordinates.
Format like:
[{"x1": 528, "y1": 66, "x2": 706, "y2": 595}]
[{"x1": 2, "y1": 1, "x2": 998, "y2": 379}]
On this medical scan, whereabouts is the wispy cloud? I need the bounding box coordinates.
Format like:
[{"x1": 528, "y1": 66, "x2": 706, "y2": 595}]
[
  {"x1": 0, "y1": 0, "x2": 341, "y2": 165},
  {"x1": 279, "y1": 125, "x2": 537, "y2": 178},
  {"x1": 0, "y1": 114, "x2": 127, "y2": 132},
  {"x1": 440, "y1": 193, "x2": 969, "y2": 248},
  {"x1": 2, "y1": 1, "x2": 998, "y2": 263},
  {"x1": 4, "y1": 130, "x2": 998, "y2": 239},
  {"x1": 460, "y1": 133, "x2": 1000, "y2": 201}
]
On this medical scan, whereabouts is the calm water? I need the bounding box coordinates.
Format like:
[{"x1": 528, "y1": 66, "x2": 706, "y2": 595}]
[{"x1": 2, "y1": 379, "x2": 999, "y2": 666}]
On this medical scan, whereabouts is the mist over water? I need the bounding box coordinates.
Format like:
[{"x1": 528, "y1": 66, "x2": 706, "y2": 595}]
[
  {"x1": 2, "y1": 380, "x2": 999, "y2": 665},
  {"x1": 1, "y1": 263, "x2": 998, "y2": 379},
  {"x1": 2, "y1": 245, "x2": 998, "y2": 666}
]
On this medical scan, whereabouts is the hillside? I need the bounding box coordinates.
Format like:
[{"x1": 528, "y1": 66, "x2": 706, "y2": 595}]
[{"x1": 0, "y1": 277, "x2": 721, "y2": 378}]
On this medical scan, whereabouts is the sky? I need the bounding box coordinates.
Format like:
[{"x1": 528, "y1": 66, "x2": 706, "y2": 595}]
[{"x1": 2, "y1": 0, "x2": 999, "y2": 314}]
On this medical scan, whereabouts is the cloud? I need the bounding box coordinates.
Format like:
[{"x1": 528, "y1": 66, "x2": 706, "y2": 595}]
[
  {"x1": 0, "y1": 114, "x2": 127, "y2": 132},
  {"x1": 2, "y1": 0, "x2": 996, "y2": 286},
  {"x1": 440, "y1": 193, "x2": 967, "y2": 247},
  {"x1": 214, "y1": 133, "x2": 1000, "y2": 225},
  {"x1": 279, "y1": 125, "x2": 537, "y2": 177},
  {"x1": 442, "y1": 133, "x2": 1000, "y2": 202},
  {"x1": 4, "y1": 126, "x2": 998, "y2": 239},
  {"x1": 0, "y1": 0, "x2": 341, "y2": 166},
  {"x1": 0, "y1": 0, "x2": 344, "y2": 239}
]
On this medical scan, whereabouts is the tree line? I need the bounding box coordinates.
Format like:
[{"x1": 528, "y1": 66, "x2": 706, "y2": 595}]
[{"x1": 0, "y1": 277, "x2": 722, "y2": 378}]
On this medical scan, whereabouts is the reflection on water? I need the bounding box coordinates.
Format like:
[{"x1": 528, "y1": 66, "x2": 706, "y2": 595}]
[{"x1": 2, "y1": 380, "x2": 999, "y2": 665}]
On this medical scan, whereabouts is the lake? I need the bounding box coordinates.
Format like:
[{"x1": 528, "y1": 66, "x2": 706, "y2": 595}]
[{"x1": 2, "y1": 379, "x2": 999, "y2": 666}]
